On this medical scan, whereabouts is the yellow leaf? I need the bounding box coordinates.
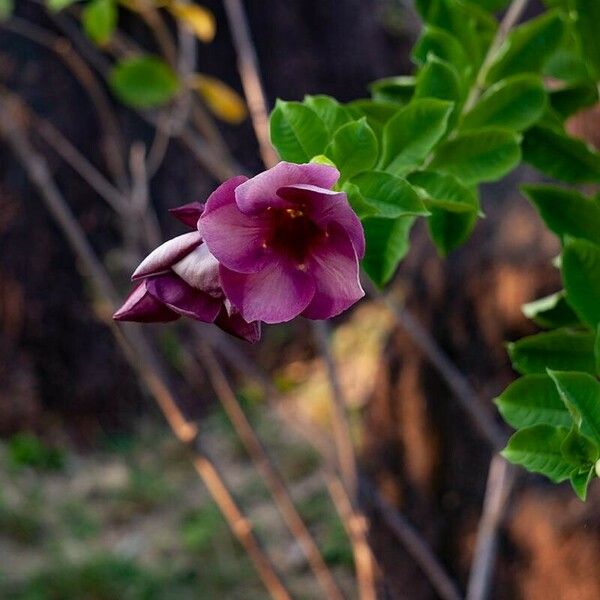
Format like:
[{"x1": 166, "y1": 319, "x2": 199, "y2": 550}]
[
  {"x1": 192, "y1": 74, "x2": 247, "y2": 124},
  {"x1": 167, "y1": 2, "x2": 215, "y2": 42}
]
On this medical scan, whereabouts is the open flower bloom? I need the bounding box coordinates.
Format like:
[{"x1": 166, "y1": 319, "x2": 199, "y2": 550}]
[
  {"x1": 199, "y1": 163, "x2": 365, "y2": 324},
  {"x1": 113, "y1": 203, "x2": 260, "y2": 343}
]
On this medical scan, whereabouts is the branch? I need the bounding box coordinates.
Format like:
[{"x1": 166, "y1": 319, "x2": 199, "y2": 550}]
[
  {"x1": 367, "y1": 283, "x2": 506, "y2": 450},
  {"x1": 198, "y1": 341, "x2": 346, "y2": 600},
  {"x1": 223, "y1": 0, "x2": 279, "y2": 168},
  {"x1": 2, "y1": 16, "x2": 129, "y2": 191},
  {"x1": 0, "y1": 91, "x2": 291, "y2": 600},
  {"x1": 208, "y1": 330, "x2": 466, "y2": 600},
  {"x1": 360, "y1": 478, "x2": 463, "y2": 600},
  {"x1": 466, "y1": 456, "x2": 516, "y2": 600}
]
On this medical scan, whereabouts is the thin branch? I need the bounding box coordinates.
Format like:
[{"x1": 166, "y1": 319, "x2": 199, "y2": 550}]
[
  {"x1": 31, "y1": 104, "x2": 130, "y2": 214},
  {"x1": 466, "y1": 456, "x2": 516, "y2": 600},
  {"x1": 2, "y1": 16, "x2": 129, "y2": 191},
  {"x1": 38, "y1": 8, "x2": 244, "y2": 181},
  {"x1": 0, "y1": 91, "x2": 291, "y2": 600},
  {"x1": 326, "y1": 475, "x2": 378, "y2": 600},
  {"x1": 129, "y1": 142, "x2": 162, "y2": 249},
  {"x1": 208, "y1": 331, "x2": 465, "y2": 600},
  {"x1": 311, "y1": 321, "x2": 358, "y2": 498},
  {"x1": 367, "y1": 283, "x2": 506, "y2": 450},
  {"x1": 311, "y1": 321, "x2": 377, "y2": 600},
  {"x1": 360, "y1": 478, "x2": 463, "y2": 600},
  {"x1": 198, "y1": 341, "x2": 346, "y2": 600},
  {"x1": 463, "y1": 0, "x2": 530, "y2": 112},
  {"x1": 223, "y1": 0, "x2": 279, "y2": 168}
]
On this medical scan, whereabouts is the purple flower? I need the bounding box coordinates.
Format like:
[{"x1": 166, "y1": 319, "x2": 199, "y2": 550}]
[
  {"x1": 199, "y1": 162, "x2": 365, "y2": 324},
  {"x1": 113, "y1": 194, "x2": 260, "y2": 343}
]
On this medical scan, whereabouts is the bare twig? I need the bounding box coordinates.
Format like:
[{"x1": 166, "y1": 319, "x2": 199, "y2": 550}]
[
  {"x1": 2, "y1": 16, "x2": 129, "y2": 191},
  {"x1": 208, "y1": 331, "x2": 466, "y2": 600},
  {"x1": 0, "y1": 92, "x2": 291, "y2": 600},
  {"x1": 463, "y1": 0, "x2": 530, "y2": 112},
  {"x1": 311, "y1": 321, "x2": 358, "y2": 497},
  {"x1": 361, "y1": 478, "x2": 463, "y2": 600},
  {"x1": 326, "y1": 475, "x2": 377, "y2": 600},
  {"x1": 30, "y1": 105, "x2": 130, "y2": 214},
  {"x1": 198, "y1": 342, "x2": 346, "y2": 600},
  {"x1": 311, "y1": 320, "x2": 377, "y2": 600},
  {"x1": 367, "y1": 283, "x2": 506, "y2": 450},
  {"x1": 129, "y1": 142, "x2": 162, "y2": 249},
  {"x1": 466, "y1": 456, "x2": 516, "y2": 600},
  {"x1": 223, "y1": 0, "x2": 279, "y2": 168}
]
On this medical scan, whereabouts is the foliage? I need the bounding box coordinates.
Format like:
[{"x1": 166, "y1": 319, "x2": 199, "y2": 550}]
[
  {"x1": 268, "y1": 0, "x2": 600, "y2": 499},
  {"x1": 45, "y1": 0, "x2": 245, "y2": 122},
  {"x1": 6, "y1": 433, "x2": 65, "y2": 472}
]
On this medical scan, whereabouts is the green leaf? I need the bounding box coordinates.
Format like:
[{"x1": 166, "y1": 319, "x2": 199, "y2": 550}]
[
  {"x1": 0, "y1": 0, "x2": 13, "y2": 20},
  {"x1": 408, "y1": 170, "x2": 479, "y2": 255},
  {"x1": 415, "y1": 0, "x2": 493, "y2": 68},
  {"x1": 573, "y1": 0, "x2": 600, "y2": 79},
  {"x1": 325, "y1": 119, "x2": 378, "y2": 180},
  {"x1": 109, "y1": 56, "x2": 179, "y2": 109},
  {"x1": 522, "y1": 291, "x2": 581, "y2": 329},
  {"x1": 407, "y1": 170, "x2": 478, "y2": 213},
  {"x1": 430, "y1": 129, "x2": 521, "y2": 185},
  {"x1": 508, "y1": 329, "x2": 597, "y2": 376},
  {"x1": 522, "y1": 126, "x2": 600, "y2": 184},
  {"x1": 562, "y1": 239, "x2": 600, "y2": 328},
  {"x1": 461, "y1": 75, "x2": 547, "y2": 132},
  {"x1": 269, "y1": 100, "x2": 328, "y2": 163},
  {"x1": 369, "y1": 77, "x2": 415, "y2": 106},
  {"x1": 304, "y1": 95, "x2": 353, "y2": 136},
  {"x1": 414, "y1": 56, "x2": 463, "y2": 107},
  {"x1": 495, "y1": 374, "x2": 573, "y2": 430},
  {"x1": 486, "y1": 11, "x2": 566, "y2": 83},
  {"x1": 523, "y1": 185, "x2": 600, "y2": 245},
  {"x1": 549, "y1": 371, "x2": 600, "y2": 445},
  {"x1": 596, "y1": 325, "x2": 600, "y2": 376},
  {"x1": 362, "y1": 217, "x2": 415, "y2": 287},
  {"x1": 502, "y1": 425, "x2": 577, "y2": 483},
  {"x1": 549, "y1": 83, "x2": 599, "y2": 120},
  {"x1": 380, "y1": 99, "x2": 453, "y2": 175},
  {"x1": 345, "y1": 100, "x2": 399, "y2": 140},
  {"x1": 570, "y1": 465, "x2": 595, "y2": 500},
  {"x1": 469, "y1": 0, "x2": 510, "y2": 10},
  {"x1": 412, "y1": 26, "x2": 471, "y2": 76},
  {"x1": 341, "y1": 182, "x2": 377, "y2": 220},
  {"x1": 561, "y1": 427, "x2": 598, "y2": 465},
  {"x1": 544, "y1": 48, "x2": 590, "y2": 84},
  {"x1": 82, "y1": 0, "x2": 117, "y2": 45},
  {"x1": 351, "y1": 171, "x2": 429, "y2": 219},
  {"x1": 47, "y1": 0, "x2": 78, "y2": 10}
]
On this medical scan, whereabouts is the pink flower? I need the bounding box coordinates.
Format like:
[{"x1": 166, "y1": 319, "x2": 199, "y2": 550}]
[
  {"x1": 113, "y1": 196, "x2": 260, "y2": 343},
  {"x1": 199, "y1": 162, "x2": 365, "y2": 324}
]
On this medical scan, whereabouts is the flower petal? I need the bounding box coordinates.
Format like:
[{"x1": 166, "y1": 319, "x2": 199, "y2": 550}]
[
  {"x1": 202, "y1": 175, "x2": 249, "y2": 213},
  {"x1": 200, "y1": 192, "x2": 272, "y2": 274},
  {"x1": 278, "y1": 184, "x2": 365, "y2": 258},
  {"x1": 220, "y1": 260, "x2": 316, "y2": 324},
  {"x1": 301, "y1": 225, "x2": 364, "y2": 320},
  {"x1": 113, "y1": 281, "x2": 180, "y2": 323},
  {"x1": 169, "y1": 201, "x2": 205, "y2": 228},
  {"x1": 215, "y1": 307, "x2": 261, "y2": 343},
  {"x1": 146, "y1": 273, "x2": 222, "y2": 322},
  {"x1": 132, "y1": 232, "x2": 202, "y2": 280},
  {"x1": 172, "y1": 243, "x2": 221, "y2": 296},
  {"x1": 235, "y1": 162, "x2": 340, "y2": 215}
]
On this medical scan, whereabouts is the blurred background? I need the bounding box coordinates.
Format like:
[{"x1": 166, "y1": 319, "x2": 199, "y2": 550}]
[{"x1": 1, "y1": 0, "x2": 600, "y2": 598}]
